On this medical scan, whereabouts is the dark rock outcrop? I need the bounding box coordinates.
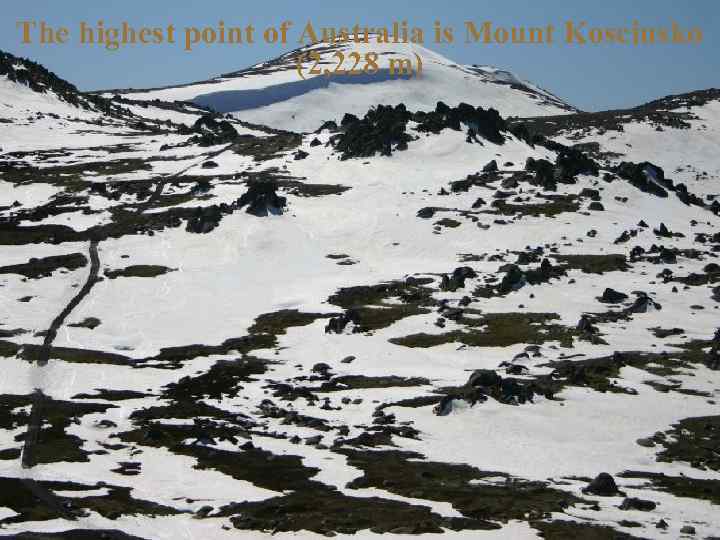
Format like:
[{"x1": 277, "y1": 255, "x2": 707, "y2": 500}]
[
  {"x1": 599, "y1": 288, "x2": 628, "y2": 304},
  {"x1": 583, "y1": 473, "x2": 622, "y2": 496},
  {"x1": 237, "y1": 182, "x2": 287, "y2": 217}
]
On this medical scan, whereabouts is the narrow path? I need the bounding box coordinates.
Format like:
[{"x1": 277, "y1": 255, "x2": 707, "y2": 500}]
[
  {"x1": 20, "y1": 141, "x2": 234, "y2": 469},
  {"x1": 22, "y1": 238, "x2": 100, "y2": 469},
  {"x1": 37, "y1": 239, "x2": 100, "y2": 366},
  {"x1": 137, "y1": 142, "x2": 236, "y2": 213}
]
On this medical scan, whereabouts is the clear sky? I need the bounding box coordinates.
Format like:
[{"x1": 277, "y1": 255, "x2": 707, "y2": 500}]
[{"x1": 1, "y1": 0, "x2": 718, "y2": 111}]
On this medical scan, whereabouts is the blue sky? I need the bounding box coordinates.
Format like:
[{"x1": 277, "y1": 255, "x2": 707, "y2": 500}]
[{"x1": 1, "y1": 0, "x2": 717, "y2": 111}]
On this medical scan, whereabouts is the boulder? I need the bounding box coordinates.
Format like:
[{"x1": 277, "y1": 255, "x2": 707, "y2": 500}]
[
  {"x1": 626, "y1": 294, "x2": 662, "y2": 314},
  {"x1": 599, "y1": 288, "x2": 628, "y2": 304},
  {"x1": 482, "y1": 159, "x2": 498, "y2": 173},
  {"x1": 416, "y1": 207, "x2": 435, "y2": 219},
  {"x1": 467, "y1": 369, "x2": 502, "y2": 388},
  {"x1": 185, "y1": 205, "x2": 223, "y2": 234},
  {"x1": 620, "y1": 497, "x2": 657, "y2": 512},
  {"x1": 433, "y1": 395, "x2": 457, "y2": 416},
  {"x1": 583, "y1": 473, "x2": 622, "y2": 496},
  {"x1": 237, "y1": 182, "x2": 287, "y2": 217},
  {"x1": 498, "y1": 264, "x2": 525, "y2": 294}
]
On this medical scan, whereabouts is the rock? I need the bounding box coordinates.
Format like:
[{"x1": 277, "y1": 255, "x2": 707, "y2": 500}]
[
  {"x1": 372, "y1": 412, "x2": 396, "y2": 425},
  {"x1": 583, "y1": 472, "x2": 622, "y2": 496},
  {"x1": 516, "y1": 251, "x2": 539, "y2": 265},
  {"x1": 580, "y1": 188, "x2": 601, "y2": 201},
  {"x1": 636, "y1": 437, "x2": 656, "y2": 448},
  {"x1": 615, "y1": 231, "x2": 632, "y2": 244},
  {"x1": 316, "y1": 120, "x2": 338, "y2": 132},
  {"x1": 305, "y1": 435, "x2": 323, "y2": 445},
  {"x1": 69, "y1": 317, "x2": 102, "y2": 329},
  {"x1": 440, "y1": 267, "x2": 476, "y2": 292},
  {"x1": 467, "y1": 369, "x2": 502, "y2": 388},
  {"x1": 705, "y1": 338, "x2": 720, "y2": 370},
  {"x1": 309, "y1": 138, "x2": 322, "y2": 147},
  {"x1": 340, "y1": 356, "x2": 355, "y2": 364},
  {"x1": 341, "y1": 113, "x2": 359, "y2": 126},
  {"x1": 498, "y1": 264, "x2": 525, "y2": 294},
  {"x1": 680, "y1": 525, "x2": 696, "y2": 534},
  {"x1": 201, "y1": 160, "x2": 218, "y2": 169},
  {"x1": 617, "y1": 161, "x2": 669, "y2": 198},
  {"x1": 471, "y1": 197, "x2": 486, "y2": 208},
  {"x1": 599, "y1": 288, "x2": 628, "y2": 304},
  {"x1": 620, "y1": 497, "x2": 657, "y2": 511},
  {"x1": 188, "y1": 114, "x2": 239, "y2": 146},
  {"x1": 626, "y1": 294, "x2": 662, "y2": 314},
  {"x1": 501, "y1": 177, "x2": 518, "y2": 189},
  {"x1": 656, "y1": 519, "x2": 668, "y2": 529},
  {"x1": 453, "y1": 266, "x2": 477, "y2": 281},
  {"x1": 195, "y1": 505, "x2": 214, "y2": 518},
  {"x1": 654, "y1": 222, "x2": 673, "y2": 237},
  {"x1": 186, "y1": 205, "x2": 223, "y2": 234},
  {"x1": 433, "y1": 395, "x2": 456, "y2": 416},
  {"x1": 554, "y1": 146, "x2": 599, "y2": 178},
  {"x1": 237, "y1": 182, "x2": 287, "y2": 217},
  {"x1": 416, "y1": 207, "x2": 435, "y2": 219},
  {"x1": 191, "y1": 179, "x2": 212, "y2": 195},
  {"x1": 588, "y1": 201, "x2": 605, "y2": 211},
  {"x1": 461, "y1": 368, "x2": 536, "y2": 406},
  {"x1": 441, "y1": 307, "x2": 463, "y2": 321},
  {"x1": 505, "y1": 364, "x2": 528, "y2": 375},
  {"x1": 312, "y1": 363, "x2": 332, "y2": 376},
  {"x1": 294, "y1": 149, "x2": 309, "y2": 160},
  {"x1": 334, "y1": 105, "x2": 413, "y2": 159},
  {"x1": 324, "y1": 310, "x2": 360, "y2": 334},
  {"x1": 482, "y1": 159, "x2": 498, "y2": 172},
  {"x1": 577, "y1": 315, "x2": 598, "y2": 335},
  {"x1": 659, "y1": 247, "x2": 677, "y2": 264}
]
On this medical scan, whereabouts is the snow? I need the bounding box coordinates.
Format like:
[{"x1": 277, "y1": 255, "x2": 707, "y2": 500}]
[
  {"x1": 1, "y1": 44, "x2": 719, "y2": 539},
  {"x1": 554, "y1": 99, "x2": 720, "y2": 199},
  {"x1": 120, "y1": 40, "x2": 573, "y2": 132},
  {"x1": 0, "y1": 76, "x2": 90, "y2": 121}
]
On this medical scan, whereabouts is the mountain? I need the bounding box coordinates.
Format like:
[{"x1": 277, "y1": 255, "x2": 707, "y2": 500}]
[
  {"x1": 1, "y1": 47, "x2": 720, "y2": 540},
  {"x1": 0, "y1": 50, "x2": 123, "y2": 120},
  {"x1": 110, "y1": 39, "x2": 576, "y2": 132},
  {"x1": 515, "y1": 88, "x2": 720, "y2": 201}
]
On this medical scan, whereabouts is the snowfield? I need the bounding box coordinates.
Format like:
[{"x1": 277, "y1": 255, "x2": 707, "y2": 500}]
[
  {"x1": 115, "y1": 39, "x2": 575, "y2": 132},
  {"x1": 0, "y1": 45, "x2": 719, "y2": 539}
]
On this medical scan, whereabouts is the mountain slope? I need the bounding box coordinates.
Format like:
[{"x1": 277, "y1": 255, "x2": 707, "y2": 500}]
[
  {"x1": 112, "y1": 39, "x2": 575, "y2": 132},
  {"x1": 0, "y1": 50, "x2": 123, "y2": 120},
  {"x1": 1, "y1": 52, "x2": 720, "y2": 540},
  {"x1": 514, "y1": 88, "x2": 720, "y2": 201}
]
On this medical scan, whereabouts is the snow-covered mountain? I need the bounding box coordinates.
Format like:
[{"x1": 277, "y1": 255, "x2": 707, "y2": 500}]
[
  {"x1": 110, "y1": 39, "x2": 575, "y2": 132},
  {"x1": 516, "y1": 88, "x2": 720, "y2": 201},
  {"x1": 1, "y1": 46, "x2": 720, "y2": 540},
  {"x1": 0, "y1": 51, "x2": 126, "y2": 121}
]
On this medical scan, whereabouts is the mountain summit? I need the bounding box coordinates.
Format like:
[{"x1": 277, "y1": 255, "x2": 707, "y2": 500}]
[{"x1": 112, "y1": 39, "x2": 575, "y2": 132}]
